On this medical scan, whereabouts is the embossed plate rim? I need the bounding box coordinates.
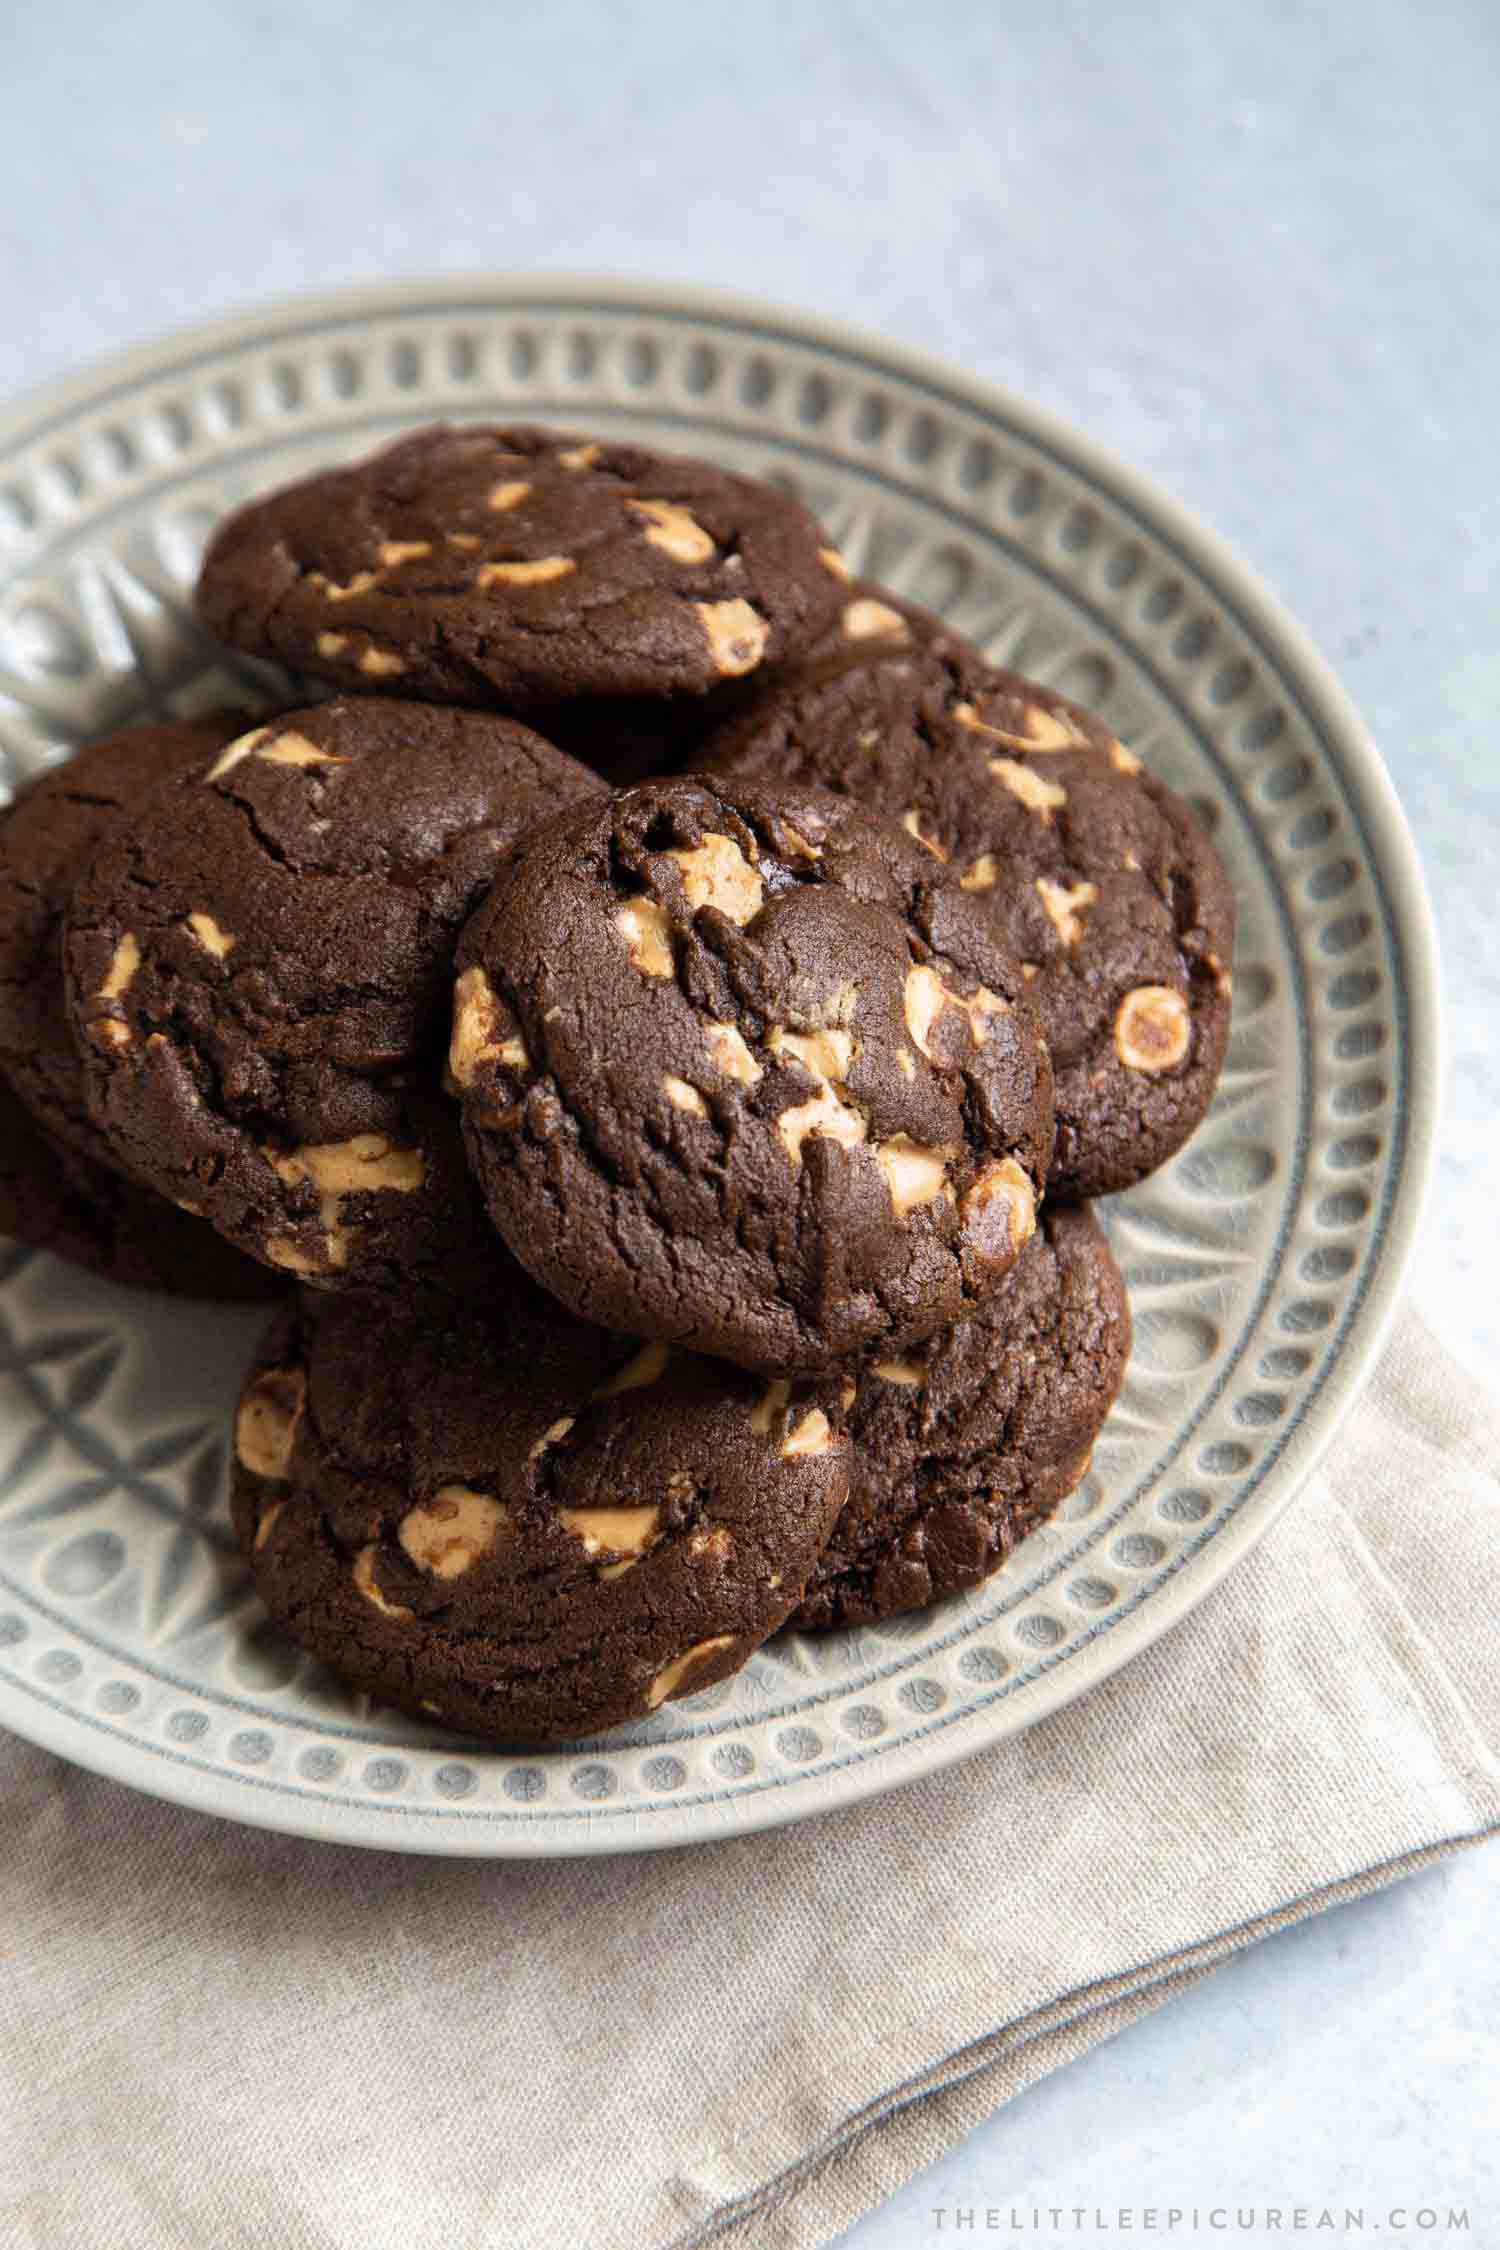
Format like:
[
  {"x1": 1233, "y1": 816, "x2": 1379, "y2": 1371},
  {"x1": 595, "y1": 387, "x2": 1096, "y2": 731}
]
[{"x1": 0, "y1": 276, "x2": 1442, "y2": 1853}]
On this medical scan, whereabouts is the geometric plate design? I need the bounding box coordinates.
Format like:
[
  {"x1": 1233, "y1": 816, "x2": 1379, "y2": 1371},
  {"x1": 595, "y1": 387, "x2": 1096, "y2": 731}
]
[{"x1": 0, "y1": 280, "x2": 1442, "y2": 1854}]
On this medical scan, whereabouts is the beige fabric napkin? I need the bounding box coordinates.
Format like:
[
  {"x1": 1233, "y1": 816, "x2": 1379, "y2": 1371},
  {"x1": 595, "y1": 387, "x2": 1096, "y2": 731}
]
[{"x1": 2, "y1": 1305, "x2": 1496, "y2": 2250}]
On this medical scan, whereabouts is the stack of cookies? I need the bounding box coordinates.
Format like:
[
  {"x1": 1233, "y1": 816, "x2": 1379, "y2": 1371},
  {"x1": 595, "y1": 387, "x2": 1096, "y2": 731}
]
[{"x1": 0, "y1": 425, "x2": 1234, "y2": 1741}]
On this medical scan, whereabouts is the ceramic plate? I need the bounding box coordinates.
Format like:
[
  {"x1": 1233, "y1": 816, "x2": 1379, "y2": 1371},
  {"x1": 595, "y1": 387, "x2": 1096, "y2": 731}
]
[{"x1": 0, "y1": 280, "x2": 1441, "y2": 1854}]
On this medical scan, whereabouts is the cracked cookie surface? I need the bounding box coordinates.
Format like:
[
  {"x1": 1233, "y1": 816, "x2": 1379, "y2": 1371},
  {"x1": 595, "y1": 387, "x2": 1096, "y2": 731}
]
[
  {"x1": 195, "y1": 423, "x2": 848, "y2": 718},
  {"x1": 62, "y1": 699, "x2": 603, "y2": 1288},
  {"x1": 793, "y1": 1203, "x2": 1130, "y2": 1629},
  {"x1": 453, "y1": 775, "x2": 1054, "y2": 1376},
  {"x1": 701, "y1": 612, "x2": 1235, "y2": 1198},
  {"x1": 231, "y1": 1268, "x2": 849, "y2": 1740}
]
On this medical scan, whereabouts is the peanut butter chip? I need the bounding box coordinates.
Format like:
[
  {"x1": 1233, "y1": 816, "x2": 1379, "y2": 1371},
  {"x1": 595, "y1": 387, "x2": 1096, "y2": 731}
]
[
  {"x1": 904, "y1": 967, "x2": 1007, "y2": 1059},
  {"x1": 273, "y1": 1136, "x2": 425, "y2": 1198},
  {"x1": 1115, "y1": 984, "x2": 1191, "y2": 1071},
  {"x1": 820, "y1": 546, "x2": 852, "y2": 583},
  {"x1": 316, "y1": 632, "x2": 347, "y2": 658},
  {"x1": 781, "y1": 1407, "x2": 833, "y2": 1458},
  {"x1": 557, "y1": 1503, "x2": 661, "y2": 1559},
  {"x1": 614, "y1": 897, "x2": 674, "y2": 976},
  {"x1": 268, "y1": 1135, "x2": 425, "y2": 1271},
  {"x1": 877, "y1": 1135, "x2": 952, "y2": 1215},
  {"x1": 989, "y1": 757, "x2": 1067, "y2": 818},
  {"x1": 952, "y1": 701, "x2": 1007, "y2": 741},
  {"x1": 960, "y1": 853, "x2": 999, "y2": 892},
  {"x1": 903, "y1": 965, "x2": 947, "y2": 1060},
  {"x1": 704, "y1": 1021, "x2": 762, "y2": 1085},
  {"x1": 697, "y1": 598, "x2": 769, "y2": 678},
  {"x1": 184, "y1": 912, "x2": 235, "y2": 959},
  {"x1": 778, "y1": 1081, "x2": 868, "y2": 1166},
  {"x1": 235, "y1": 1366, "x2": 307, "y2": 1479},
  {"x1": 647, "y1": 1634, "x2": 736, "y2": 1708},
  {"x1": 378, "y1": 539, "x2": 432, "y2": 567},
  {"x1": 953, "y1": 699, "x2": 1080, "y2": 752},
  {"x1": 527, "y1": 1415, "x2": 575, "y2": 1462},
  {"x1": 358, "y1": 647, "x2": 406, "y2": 677},
  {"x1": 873, "y1": 1358, "x2": 926, "y2": 1387},
  {"x1": 960, "y1": 1157, "x2": 1037, "y2": 1264},
  {"x1": 628, "y1": 498, "x2": 717, "y2": 565},
  {"x1": 487, "y1": 479, "x2": 531, "y2": 511},
  {"x1": 594, "y1": 1340, "x2": 670, "y2": 1397},
  {"x1": 352, "y1": 1545, "x2": 413, "y2": 1621},
  {"x1": 668, "y1": 832, "x2": 764, "y2": 924},
  {"x1": 477, "y1": 556, "x2": 576, "y2": 588},
  {"x1": 771, "y1": 996, "x2": 866, "y2": 1165},
  {"x1": 769, "y1": 1025, "x2": 855, "y2": 1081},
  {"x1": 91, "y1": 933, "x2": 140, "y2": 1047},
  {"x1": 399, "y1": 1486, "x2": 508, "y2": 1579},
  {"x1": 688, "y1": 1525, "x2": 734, "y2": 1562},
  {"x1": 842, "y1": 597, "x2": 910, "y2": 643},
  {"x1": 313, "y1": 569, "x2": 379, "y2": 602},
  {"x1": 253, "y1": 1500, "x2": 285, "y2": 1552},
  {"x1": 955, "y1": 989, "x2": 1008, "y2": 1046},
  {"x1": 558, "y1": 442, "x2": 600, "y2": 470},
  {"x1": 1035, "y1": 876, "x2": 1099, "y2": 948},
  {"x1": 206, "y1": 727, "x2": 269, "y2": 781},
  {"x1": 254, "y1": 731, "x2": 350, "y2": 769},
  {"x1": 1110, "y1": 740, "x2": 1143, "y2": 775},
  {"x1": 749, "y1": 1378, "x2": 791, "y2": 1435},
  {"x1": 449, "y1": 964, "x2": 526, "y2": 1086},
  {"x1": 1021, "y1": 703, "x2": 1085, "y2": 749},
  {"x1": 901, "y1": 808, "x2": 948, "y2": 860},
  {"x1": 97, "y1": 932, "x2": 139, "y2": 1002},
  {"x1": 663, "y1": 1074, "x2": 708, "y2": 1117}
]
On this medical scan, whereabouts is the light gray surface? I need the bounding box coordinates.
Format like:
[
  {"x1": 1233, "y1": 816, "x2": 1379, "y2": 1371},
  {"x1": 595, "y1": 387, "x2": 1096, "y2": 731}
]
[{"x1": 3, "y1": 0, "x2": 1496, "y2": 2235}]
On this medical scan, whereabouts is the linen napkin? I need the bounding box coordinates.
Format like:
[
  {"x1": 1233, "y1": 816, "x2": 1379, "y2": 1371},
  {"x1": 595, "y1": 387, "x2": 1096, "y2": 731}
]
[{"x1": 1, "y1": 1304, "x2": 1496, "y2": 2250}]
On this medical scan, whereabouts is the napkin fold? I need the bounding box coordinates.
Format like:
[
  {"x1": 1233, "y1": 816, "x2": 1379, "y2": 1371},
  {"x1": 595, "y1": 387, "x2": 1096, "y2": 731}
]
[{"x1": 2, "y1": 1305, "x2": 1496, "y2": 2250}]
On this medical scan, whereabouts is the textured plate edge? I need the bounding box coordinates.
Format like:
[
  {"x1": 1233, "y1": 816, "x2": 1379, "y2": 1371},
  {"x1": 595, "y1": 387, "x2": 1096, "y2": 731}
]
[{"x1": 0, "y1": 274, "x2": 1446, "y2": 1856}]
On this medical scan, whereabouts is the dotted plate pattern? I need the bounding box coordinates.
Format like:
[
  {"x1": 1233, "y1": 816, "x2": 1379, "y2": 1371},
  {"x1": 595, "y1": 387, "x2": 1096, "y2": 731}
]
[{"x1": 0, "y1": 282, "x2": 1441, "y2": 1855}]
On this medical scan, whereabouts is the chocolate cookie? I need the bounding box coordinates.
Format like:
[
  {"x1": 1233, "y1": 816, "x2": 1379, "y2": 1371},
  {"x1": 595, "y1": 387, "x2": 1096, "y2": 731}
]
[
  {"x1": 0, "y1": 1080, "x2": 279, "y2": 1299},
  {"x1": 452, "y1": 775, "x2": 1054, "y2": 1376},
  {"x1": 196, "y1": 424, "x2": 849, "y2": 722},
  {"x1": 702, "y1": 626, "x2": 1235, "y2": 1198},
  {"x1": 63, "y1": 699, "x2": 603, "y2": 1287},
  {"x1": 231, "y1": 1271, "x2": 849, "y2": 1741},
  {"x1": 792, "y1": 1203, "x2": 1130, "y2": 1630},
  {"x1": 0, "y1": 717, "x2": 242, "y2": 1167}
]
